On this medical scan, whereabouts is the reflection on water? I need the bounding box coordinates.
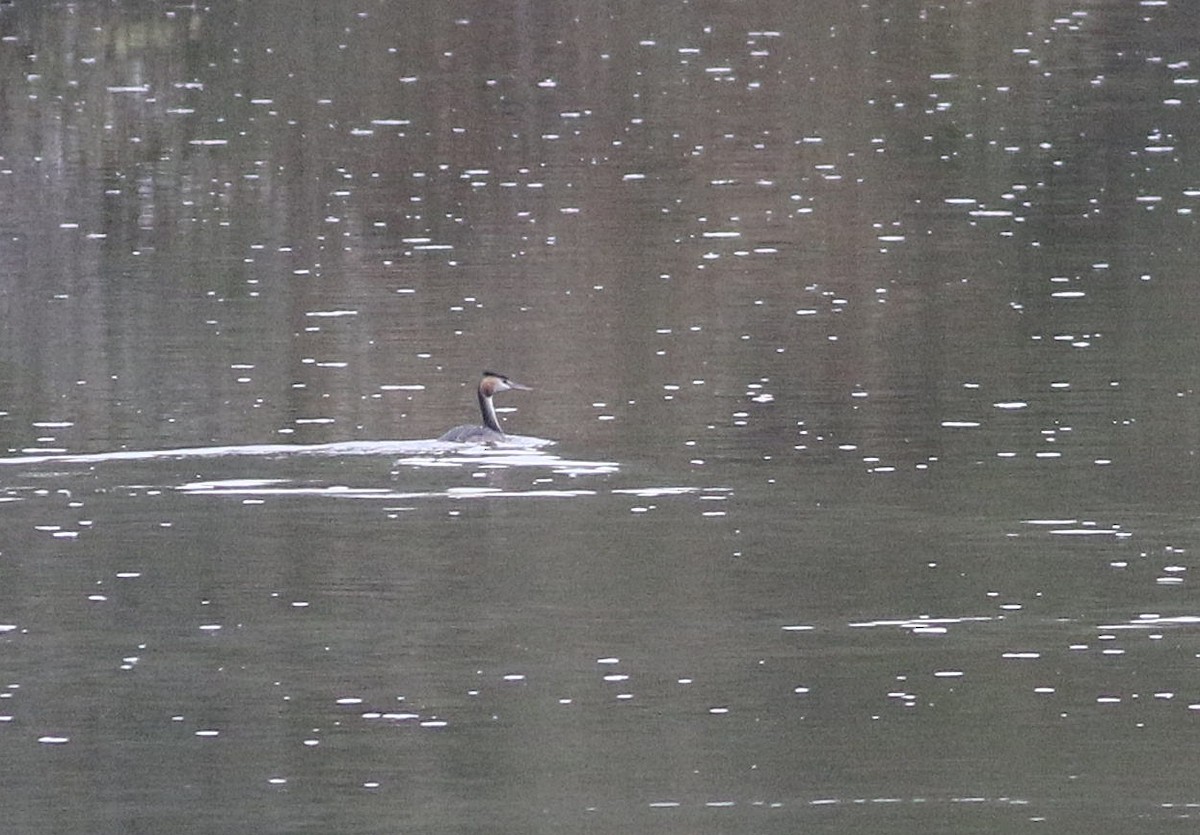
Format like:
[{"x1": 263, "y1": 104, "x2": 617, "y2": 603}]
[
  {"x1": 2, "y1": 0, "x2": 1200, "y2": 831},
  {"x1": 0, "y1": 437, "x2": 623, "y2": 498}
]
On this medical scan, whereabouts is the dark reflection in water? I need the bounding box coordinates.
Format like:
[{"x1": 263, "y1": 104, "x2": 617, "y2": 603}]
[{"x1": 3, "y1": 0, "x2": 1200, "y2": 831}]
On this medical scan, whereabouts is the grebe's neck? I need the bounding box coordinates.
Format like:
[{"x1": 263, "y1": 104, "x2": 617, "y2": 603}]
[{"x1": 478, "y1": 387, "x2": 503, "y2": 434}]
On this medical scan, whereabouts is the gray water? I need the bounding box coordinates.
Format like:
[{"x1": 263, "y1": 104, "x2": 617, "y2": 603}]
[{"x1": 2, "y1": 1, "x2": 1200, "y2": 832}]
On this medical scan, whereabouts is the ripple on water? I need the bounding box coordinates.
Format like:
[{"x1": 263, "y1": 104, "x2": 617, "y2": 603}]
[
  {"x1": 0, "y1": 438, "x2": 732, "y2": 509},
  {"x1": 847, "y1": 615, "x2": 997, "y2": 633},
  {"x1": 0, "y1": 439, "x2": 622, "y2": 494}
]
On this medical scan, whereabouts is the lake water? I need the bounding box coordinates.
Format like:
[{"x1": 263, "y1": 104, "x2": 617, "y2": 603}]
[{"x1": 2, "y1": 1, "x2": 1200, "y2": 832}]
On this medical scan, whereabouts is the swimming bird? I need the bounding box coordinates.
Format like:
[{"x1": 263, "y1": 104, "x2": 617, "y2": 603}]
[{"x1": 438, "y1": 371, "x2": 532, "y2": 443}]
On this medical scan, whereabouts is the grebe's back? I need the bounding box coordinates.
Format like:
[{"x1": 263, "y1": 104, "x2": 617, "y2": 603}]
[
  {"x1": 438, "y1": 424, "x2": 506, "y2": 443},
  {"x1": 438, "y1": 371, "x2": 531, "y2": 443}
]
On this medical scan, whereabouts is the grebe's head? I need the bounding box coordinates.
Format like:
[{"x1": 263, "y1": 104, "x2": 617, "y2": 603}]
[{"x1": 480, "y1": 370, "x2": 531, "y2": 396}]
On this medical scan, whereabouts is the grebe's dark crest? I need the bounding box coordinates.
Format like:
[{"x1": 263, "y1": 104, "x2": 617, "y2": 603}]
[{"x1": 438, "y1": 371, "x2": 532, "y2": 443}]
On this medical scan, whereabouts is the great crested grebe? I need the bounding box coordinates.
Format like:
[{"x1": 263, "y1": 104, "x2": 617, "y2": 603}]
[{"x1": 438, "y1": 371, "x2": 532, "y2": 443}]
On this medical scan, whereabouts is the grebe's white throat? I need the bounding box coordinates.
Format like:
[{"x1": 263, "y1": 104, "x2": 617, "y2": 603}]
[{"x1": 438, "y1": 371, "x2": 532, "y2": 443}]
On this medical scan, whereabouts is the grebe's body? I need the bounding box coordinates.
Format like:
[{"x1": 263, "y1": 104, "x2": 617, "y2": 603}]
[{"x1": 438, "y1": 371, "x2": 531, "y2": 443}]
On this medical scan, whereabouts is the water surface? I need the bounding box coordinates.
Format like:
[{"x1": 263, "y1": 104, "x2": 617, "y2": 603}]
[{"x1": 2, "y1": 1, "x2": 1200, "y2": 832}]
